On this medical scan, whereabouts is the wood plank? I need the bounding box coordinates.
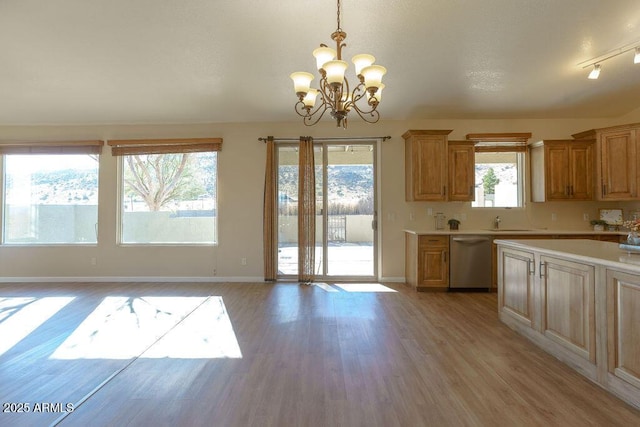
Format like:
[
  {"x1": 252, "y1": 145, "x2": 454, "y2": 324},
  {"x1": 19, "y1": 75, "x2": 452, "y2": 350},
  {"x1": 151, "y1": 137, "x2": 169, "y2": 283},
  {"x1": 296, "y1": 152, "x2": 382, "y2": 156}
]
[{"x1": 0, "y1": 282, "x2": 637, "y2": 426}]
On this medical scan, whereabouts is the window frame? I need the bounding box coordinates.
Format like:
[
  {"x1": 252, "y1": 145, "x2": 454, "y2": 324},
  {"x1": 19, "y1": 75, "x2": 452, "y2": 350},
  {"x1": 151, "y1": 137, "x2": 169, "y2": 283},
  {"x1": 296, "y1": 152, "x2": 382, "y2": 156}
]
[
  {"x1": 467, "y1": 133, "x2": 531, "y2": 209},
  {"x1": 109, "y1": 138, "x2": 222, "y2": 246},
  {"x1": 1, "y1": 140, "x2": 103, "y2": 246}
]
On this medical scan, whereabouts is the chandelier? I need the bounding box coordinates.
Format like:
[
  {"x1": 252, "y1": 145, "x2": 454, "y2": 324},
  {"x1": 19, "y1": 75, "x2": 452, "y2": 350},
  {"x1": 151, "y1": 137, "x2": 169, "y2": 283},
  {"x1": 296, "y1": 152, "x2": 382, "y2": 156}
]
[{"x1": 290, "y1": 0, "x2": 386, "y2": 128}]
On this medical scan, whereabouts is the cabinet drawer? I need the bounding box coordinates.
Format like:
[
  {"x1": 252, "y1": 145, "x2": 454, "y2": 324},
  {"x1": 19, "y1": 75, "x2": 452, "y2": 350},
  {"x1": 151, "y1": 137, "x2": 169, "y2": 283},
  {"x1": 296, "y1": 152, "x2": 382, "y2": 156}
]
[{"x1": 419, "y1": 235, "x2": 449, "y2": 247}]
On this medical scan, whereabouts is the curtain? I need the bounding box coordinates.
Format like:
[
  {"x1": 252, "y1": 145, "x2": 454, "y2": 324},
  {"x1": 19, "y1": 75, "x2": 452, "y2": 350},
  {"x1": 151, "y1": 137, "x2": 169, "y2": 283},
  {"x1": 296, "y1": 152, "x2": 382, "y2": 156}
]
[
  {"x1": 263, "y1": 136, "x2": 277, "y2": 281},
  {"x1": 298, "y1": 136, "x2": 316, "y2": 283}
]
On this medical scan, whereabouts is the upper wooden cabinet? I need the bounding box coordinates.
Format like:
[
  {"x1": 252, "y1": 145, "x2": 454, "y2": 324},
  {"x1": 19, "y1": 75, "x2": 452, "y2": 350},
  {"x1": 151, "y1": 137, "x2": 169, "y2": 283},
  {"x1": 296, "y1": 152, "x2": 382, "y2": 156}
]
[
  {"x1": 447, "y1": 141, "x2": 476, "y2": 201},
  {"x1": 403, "y1": 130, "x2": 451, "y2": 201},
  {"x1": 573, "y1": 123, "x2": 640, "y2": 200},
  {"x1": 403, "y1": 130, "x2": 475, "y2": 202},
  {"x1": 530, "y1": 139, "x2": 594, "y2": 202}
]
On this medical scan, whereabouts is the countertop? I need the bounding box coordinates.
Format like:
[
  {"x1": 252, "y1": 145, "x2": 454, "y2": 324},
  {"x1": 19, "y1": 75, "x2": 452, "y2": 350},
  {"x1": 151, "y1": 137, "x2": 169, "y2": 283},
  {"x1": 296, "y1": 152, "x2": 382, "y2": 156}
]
[
  {"x1": 404, "y1": 229, "x2": 626, "y2": 236},
  {"x1": 494, "y1": 238, "x2": 640, "y2": 272}
]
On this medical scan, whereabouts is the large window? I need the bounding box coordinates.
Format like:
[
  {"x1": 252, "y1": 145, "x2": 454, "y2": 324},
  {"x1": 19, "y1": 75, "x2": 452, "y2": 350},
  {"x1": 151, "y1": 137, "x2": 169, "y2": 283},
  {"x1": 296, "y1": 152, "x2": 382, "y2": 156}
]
[
  {"x1": 110, "y1": 138, "x2": 221, "y2": 245},
  {"x1": 3, "y1": 153, "x2": 99, "y2": 244}
]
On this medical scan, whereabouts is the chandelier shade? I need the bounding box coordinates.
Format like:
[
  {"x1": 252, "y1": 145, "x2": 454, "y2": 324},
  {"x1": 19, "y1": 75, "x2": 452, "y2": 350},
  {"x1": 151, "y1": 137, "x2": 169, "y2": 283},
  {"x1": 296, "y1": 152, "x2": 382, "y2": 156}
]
[{"x1": 290, "y1": 0, "x2": 386, "y2": 128}]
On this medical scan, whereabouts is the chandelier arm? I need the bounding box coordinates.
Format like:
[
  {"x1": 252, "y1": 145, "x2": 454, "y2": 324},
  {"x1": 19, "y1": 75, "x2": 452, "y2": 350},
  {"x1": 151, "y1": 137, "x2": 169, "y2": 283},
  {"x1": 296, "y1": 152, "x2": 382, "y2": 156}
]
[
  {"x1": 347, "y1": 104, "x2": 381, "y2": 124},
  {"x1": 303, "y1": 103, "x2": 330, "y2": 126}
]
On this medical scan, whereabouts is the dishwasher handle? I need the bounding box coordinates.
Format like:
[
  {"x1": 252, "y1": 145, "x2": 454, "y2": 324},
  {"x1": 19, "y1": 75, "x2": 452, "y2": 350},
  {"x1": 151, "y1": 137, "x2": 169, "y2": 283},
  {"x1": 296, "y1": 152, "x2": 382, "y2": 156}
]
[{"x1": 452, "y1": 237, "x2": 491, "y2": 244}]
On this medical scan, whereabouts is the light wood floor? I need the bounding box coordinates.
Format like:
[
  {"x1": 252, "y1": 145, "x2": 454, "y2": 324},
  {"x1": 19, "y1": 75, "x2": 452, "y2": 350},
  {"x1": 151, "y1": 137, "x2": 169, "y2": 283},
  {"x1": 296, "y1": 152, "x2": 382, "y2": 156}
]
[{"x1": 0, "y1": 281, "x2": 638, "y2": 427}]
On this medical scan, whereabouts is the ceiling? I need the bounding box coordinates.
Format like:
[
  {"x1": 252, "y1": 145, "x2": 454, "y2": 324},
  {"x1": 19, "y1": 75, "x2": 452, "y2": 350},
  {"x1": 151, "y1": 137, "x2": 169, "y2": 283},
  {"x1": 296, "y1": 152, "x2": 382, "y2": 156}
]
[{"x1": 1, "y1": 0, "x2": 639, "y2": 126}]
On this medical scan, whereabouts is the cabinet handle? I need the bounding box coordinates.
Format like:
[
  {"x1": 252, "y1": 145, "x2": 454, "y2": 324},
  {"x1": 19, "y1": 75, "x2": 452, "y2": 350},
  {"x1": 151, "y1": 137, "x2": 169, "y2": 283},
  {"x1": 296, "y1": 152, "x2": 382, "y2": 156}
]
[
  {"x1": 539, "y1": 261, "x2": 545, "y2": 278},
  {"x1": 442, "y1": 186, "x2": 446, "y2": 196}
]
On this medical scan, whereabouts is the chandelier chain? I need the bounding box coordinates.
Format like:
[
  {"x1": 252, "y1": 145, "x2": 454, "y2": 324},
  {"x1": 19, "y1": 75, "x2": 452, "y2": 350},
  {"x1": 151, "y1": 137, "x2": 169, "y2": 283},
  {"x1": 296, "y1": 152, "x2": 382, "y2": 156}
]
[{"x1": 336, "y1": 0, "x2": 342, "y2": 32}]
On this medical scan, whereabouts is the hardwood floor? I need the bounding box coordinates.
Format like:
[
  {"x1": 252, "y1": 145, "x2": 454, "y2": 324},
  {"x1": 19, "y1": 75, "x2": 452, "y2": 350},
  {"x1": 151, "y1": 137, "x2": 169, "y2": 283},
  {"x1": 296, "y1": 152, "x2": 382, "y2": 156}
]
[{"x1": 0, "y1": 281, "x2": 638, "y2": 426}]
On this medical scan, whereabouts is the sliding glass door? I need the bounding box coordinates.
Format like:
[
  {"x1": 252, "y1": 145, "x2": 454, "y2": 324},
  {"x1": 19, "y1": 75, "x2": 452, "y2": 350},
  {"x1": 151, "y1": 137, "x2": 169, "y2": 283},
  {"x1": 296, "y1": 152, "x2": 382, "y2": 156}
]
[{"x1": 276, "y1": 141, "x2": 377, "y2": 280}]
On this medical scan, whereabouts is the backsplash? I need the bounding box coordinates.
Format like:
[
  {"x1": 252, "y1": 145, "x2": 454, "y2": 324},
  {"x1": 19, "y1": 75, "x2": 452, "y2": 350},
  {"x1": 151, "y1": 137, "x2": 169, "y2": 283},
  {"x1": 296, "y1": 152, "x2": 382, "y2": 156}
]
[{"x1": 404, "y1": 200, "x2": 640, "y2": 231}]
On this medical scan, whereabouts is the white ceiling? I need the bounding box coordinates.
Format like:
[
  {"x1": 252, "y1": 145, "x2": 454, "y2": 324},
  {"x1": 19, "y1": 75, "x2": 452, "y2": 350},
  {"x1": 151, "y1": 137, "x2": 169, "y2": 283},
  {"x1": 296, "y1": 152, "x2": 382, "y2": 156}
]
[{"x1": 1, "y1": 0, "x2": 639, "y2": 126}]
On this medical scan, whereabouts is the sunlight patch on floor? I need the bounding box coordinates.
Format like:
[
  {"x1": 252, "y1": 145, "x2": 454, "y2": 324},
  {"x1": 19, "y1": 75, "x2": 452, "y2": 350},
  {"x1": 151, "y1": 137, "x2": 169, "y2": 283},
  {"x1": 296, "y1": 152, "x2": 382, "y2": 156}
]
[
  {"x1": 0, "y1": 297, "x2": 75, "y2": 357},
  {"x1": 333, "y1": 283, "x2": 397, "y2": 293},
  {"x1": 50, "y1": 296, "x2": 242, "y2": 360},
  {"x1": 143, "y1": 296, "x2": 242, "y2": 359},
  {"x1": 313, "y1": 283, "x2": 339, "y2": 292}
]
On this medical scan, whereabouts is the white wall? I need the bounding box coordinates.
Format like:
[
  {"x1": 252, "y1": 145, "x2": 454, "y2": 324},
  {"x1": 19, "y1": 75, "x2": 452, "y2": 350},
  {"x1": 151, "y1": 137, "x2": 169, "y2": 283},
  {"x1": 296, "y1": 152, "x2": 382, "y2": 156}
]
[{"x1": 1, "y1": 113, "x2": 639, "y2": 282}]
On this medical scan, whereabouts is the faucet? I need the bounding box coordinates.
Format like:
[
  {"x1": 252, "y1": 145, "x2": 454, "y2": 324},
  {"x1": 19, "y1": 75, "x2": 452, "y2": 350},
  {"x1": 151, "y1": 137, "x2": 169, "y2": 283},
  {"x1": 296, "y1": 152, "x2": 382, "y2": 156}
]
[{"x1": 494, "y1": 216, "x2": 501, "y2": 230}]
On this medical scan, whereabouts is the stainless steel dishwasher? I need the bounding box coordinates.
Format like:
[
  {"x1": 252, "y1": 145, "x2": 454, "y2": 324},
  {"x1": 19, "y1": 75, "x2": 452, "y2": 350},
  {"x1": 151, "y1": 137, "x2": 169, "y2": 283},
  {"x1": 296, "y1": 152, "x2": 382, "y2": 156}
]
[{"x1": 449, "y1": 235, "x2": 492, "y2": 289}]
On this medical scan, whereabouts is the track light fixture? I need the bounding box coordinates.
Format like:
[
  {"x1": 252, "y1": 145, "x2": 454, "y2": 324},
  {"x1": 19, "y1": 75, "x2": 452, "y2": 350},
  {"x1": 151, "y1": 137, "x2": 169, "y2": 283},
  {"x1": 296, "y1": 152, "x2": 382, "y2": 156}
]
[
  {"x1": 579, "y1": 40, "x2": 640, "y2": 80},
  {"x1": 588, "y1": 64, "x2": 601, "y2": 80}
]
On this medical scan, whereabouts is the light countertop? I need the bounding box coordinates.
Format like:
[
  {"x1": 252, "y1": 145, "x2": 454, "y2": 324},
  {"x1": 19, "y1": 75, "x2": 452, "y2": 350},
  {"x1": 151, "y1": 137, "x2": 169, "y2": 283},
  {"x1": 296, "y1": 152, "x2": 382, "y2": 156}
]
[{"x1": 404, "y1": 229, "x2": 625, "y2": 236}]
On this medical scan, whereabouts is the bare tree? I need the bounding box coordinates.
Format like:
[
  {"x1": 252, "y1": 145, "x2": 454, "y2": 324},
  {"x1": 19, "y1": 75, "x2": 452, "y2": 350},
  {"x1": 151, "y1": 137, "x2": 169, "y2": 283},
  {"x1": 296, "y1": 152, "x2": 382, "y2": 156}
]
[{"x1": 124, "y1": 154, "x2": 192, "y2": 211}]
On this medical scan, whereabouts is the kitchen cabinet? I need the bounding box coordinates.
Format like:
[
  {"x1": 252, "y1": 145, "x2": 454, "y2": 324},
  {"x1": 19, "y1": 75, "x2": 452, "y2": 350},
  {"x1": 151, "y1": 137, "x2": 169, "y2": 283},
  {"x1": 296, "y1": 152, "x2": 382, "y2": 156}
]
[
  {"x1": 405, "y1": 233, "x2": 448, "y2": 291},
  {"x1": 497, "y1": 247, "x2": 535, "y2": 329},
  {"x1": 530, "y1": 140, "x2": 594, "y2": 201},
  {"x1": 403, "y1": 130, "x2": 475, "y2": 202},
  {"x1": 447, "y1": 141, "x2": 476, "y2": 201},
  {"x1": 539, "y1": 255, "x2": 596, "y2": 363},
  {"x1": 572, "y1": 123, "x2": 640, "y2": 200},
  {"x1": 605, "y1": 269, "x2": 640, "y2": 393},
  {"x1": 403, "y1": 130, "x2": 451, "y2": 201}
]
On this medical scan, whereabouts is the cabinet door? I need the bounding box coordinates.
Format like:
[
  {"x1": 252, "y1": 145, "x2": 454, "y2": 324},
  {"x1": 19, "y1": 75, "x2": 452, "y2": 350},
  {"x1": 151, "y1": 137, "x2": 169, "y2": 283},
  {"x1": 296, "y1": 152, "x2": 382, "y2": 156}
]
[
  {"x1": 418, "y1": 236, "x2": 449, "y2": 288},
  {"x1": 599, "y1": 129, "x2": 636, "y2": 200},
  {"x1": 418, "y1": 247, "x2": 448, "y2": 287},
  {"x1": 545, "y1": 144, "x2": 571, "y2": 200},
  {"x1": 606, "y1": 269, "x2": 640, "y2": 390},
  {"x1": 405, "y1": 135, "x2": 447, "y2": 201},
  {"x1": 498, "y1": 247, "x2": 535, "y2": 328},
  {"x1": 568, "y1": 144, "x2": 593, "y2": 200},
  {"x1": 448, "y1": 142, "x2": 475, "y2": 201},
  {"x1": 540, "y1": 256, "x2": 595, "y2": 362}
]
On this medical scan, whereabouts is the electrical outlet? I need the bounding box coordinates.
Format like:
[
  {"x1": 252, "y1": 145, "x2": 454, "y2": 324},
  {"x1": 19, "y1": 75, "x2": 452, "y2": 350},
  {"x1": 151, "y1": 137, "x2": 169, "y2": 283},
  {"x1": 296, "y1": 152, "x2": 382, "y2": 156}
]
[
  {"x1": 551, "y1": 213, "x2": 557, "y2": 221},
  {"x1": 427, "y1": 208, "x2": 433, "y2": 216},
  {"x1": 409, "y1": 213, "x2": 415, "y2": 221},
  {"x1": 583, "y1": 213, "x2": 589, "y2": 221},
  {"x1": 213, "y1": 268, "x2": 217, "y2": 276},
  {"x1": 241, "y1": 258, "x2": 247, "y2": 266}
]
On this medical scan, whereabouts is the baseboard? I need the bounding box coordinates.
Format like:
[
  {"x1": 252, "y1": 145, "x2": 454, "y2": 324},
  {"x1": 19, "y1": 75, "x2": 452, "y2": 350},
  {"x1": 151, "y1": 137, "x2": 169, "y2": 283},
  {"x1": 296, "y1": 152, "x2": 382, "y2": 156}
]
[
  {"x1": 0, "y1": 276, "x2": 266, "y2": 283},
  {"x1": 379, "y1": 276, "x2": 405, "y2": 283}
]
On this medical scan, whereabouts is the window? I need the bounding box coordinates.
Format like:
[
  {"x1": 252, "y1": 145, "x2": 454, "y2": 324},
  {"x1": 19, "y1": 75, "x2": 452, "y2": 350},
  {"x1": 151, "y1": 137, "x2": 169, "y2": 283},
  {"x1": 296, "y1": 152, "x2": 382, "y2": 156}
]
[
  {"x1": 467, "y1": 132, "x2": 530, "y2": 208},
  {"x1": 472, "y1": 151, "x2": 524, "y2": 207},
  {"x1": 109, "y1": 138, "x2": 221, "y2": 245},
  {"x1": 3, "y1": 153, "x2": 99, "y2": 244}
]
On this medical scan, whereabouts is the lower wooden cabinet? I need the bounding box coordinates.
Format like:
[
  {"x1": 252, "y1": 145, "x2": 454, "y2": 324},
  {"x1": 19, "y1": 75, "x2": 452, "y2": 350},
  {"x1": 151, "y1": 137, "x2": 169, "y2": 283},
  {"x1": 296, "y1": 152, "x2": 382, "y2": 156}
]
[
  {"x1": 405, "y1": 234, "x2": 448, "y2": 291},
  {"x1": 540, "y1": 255, "x2": 596, "y2": 363},
  {"x1": 605, "y1": 269, "x2": 640, "y2": 398},
  {"x1": 498, "y1": 247, "x2": 535, "y2": 328}
]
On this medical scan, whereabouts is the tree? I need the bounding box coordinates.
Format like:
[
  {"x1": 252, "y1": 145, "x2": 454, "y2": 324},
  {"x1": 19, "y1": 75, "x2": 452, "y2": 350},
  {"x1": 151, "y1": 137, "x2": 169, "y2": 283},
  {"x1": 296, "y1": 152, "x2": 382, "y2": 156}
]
[
  {"x1": 483, "y1": 167, "x2": 500, "y2": 195},
  {"x1": 124, "y1": 153, "x2": 204, "y2": 211}
]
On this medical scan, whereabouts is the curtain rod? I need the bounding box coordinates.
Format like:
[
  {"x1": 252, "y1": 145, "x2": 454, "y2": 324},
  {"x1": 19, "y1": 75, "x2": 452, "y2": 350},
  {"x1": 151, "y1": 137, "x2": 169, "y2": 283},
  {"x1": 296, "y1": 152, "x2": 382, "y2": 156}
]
[{"x1": 258, "y1": 136, "x2": 391, "y2": 143}]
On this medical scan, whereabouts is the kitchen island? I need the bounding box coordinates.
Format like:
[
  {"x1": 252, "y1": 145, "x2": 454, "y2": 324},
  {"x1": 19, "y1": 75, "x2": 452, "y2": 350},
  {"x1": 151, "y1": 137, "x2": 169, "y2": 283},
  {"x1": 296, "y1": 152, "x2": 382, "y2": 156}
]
[{"x1": 495, "y1": 238, "x2": 640, "y2": 410}]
